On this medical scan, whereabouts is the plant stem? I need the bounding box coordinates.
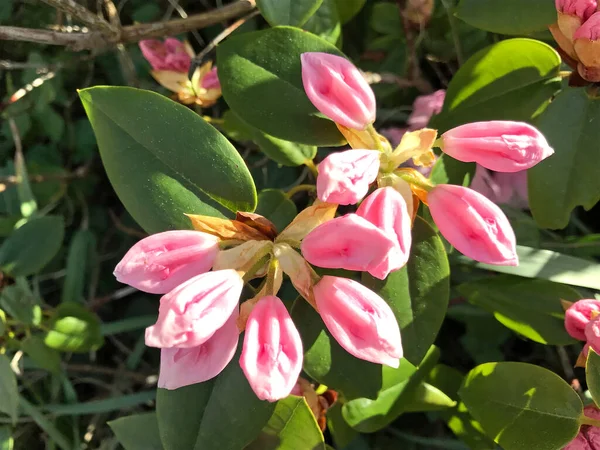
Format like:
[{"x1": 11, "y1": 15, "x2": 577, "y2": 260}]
[{"x1": 286, "y1": 184, "x2": 316, "y2": 199}]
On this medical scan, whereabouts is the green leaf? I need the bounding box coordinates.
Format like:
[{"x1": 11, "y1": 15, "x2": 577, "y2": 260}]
[
  {"x1": 335, "y1": 0, "x2": 366, "y2": 23},
  {"x1": 455, "y1": 0, "x2": 556, "y2": 35},
  {"x1": 454, "y1": 245, "x2": 600, "y2": 291},
  {"x1": 430, "y1": 154, "x2": 475, "y2": 186},
  {"x1": 431, "y1": 38, "x2": 561, "y2": 134},
  {"x1": 362, "y1": 216, "x2": 450, "y2": 365},
  {"x1": 109, "y1": 413, "x2": 163, "y2": 450},
  {"x1": 529, "y1": 87, "x2": 600, "y2": 230},
  {"x1": 217, "y1": 27, "x2": 345, "y2": 146},
  {"x1": 21, "y1": 335, "x2": 62, "y2": 374},
  {"x1": 291, "y1": 297, "x2": 383, "y2": 400},
  {"x1": 43, "y1": 391, "x2": 155, "y2": 416},
  {"x1": 0, "y1": 426, "x2": 13, "y2": 450},
  {"x1": 459, "y1": 362, "x2": 582, "y2": 450},
  {"x1": 44, "y1": 302, "x2": 104, "y2": 353},
  {"x1": 587, "y1": 349, "x2": 600, "y2": 408},
  {"x1": 303, "y1": 0, "x2": 342, "y2": 45},
  {"x1": 79, "y1": 87, "x2": 257, "y2": 233},
  {"x1": 0, "y1": 284, "x2": 41, "y2": 326},
  {"x1": 0, "y1": 309, "x2": 5, "y2": 337},
  {"x1": 0, "y1": 215, "x2": 64, "y2": 276},
  {"x1": 247, "y1": 397, "x2": 325, "y2": 450},
  {"x1": 255, "y1": 189, "x2": 297, "y2": 233},
  {"x1": 457, "y1": 276, "x2": 579, "y2": 345},
  {"x1": 0, "y1": 355, "x2": 18, "y2": 425},
  {"x1": 223, "y1": 111, "x2": 316, "y2": 166},
  {"x1": 19, "y1": 397, "x2": 72, "y2": 450},
  {"x1": 61, "y1": 230, "x2": 96, "y2": 304},
  {"x1": 256, "y1": 0, "x2": 323, "y2": 27},
  {"x1": 327, "y1": 403, "x2": 358, "y2": 448},
  {"x1": 156, "y1": 344, "x2": 275, "y2": 450}
]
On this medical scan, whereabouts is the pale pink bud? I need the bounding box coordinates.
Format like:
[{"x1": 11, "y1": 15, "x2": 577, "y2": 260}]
[
  {"x1": 301, "y1": 52, "x2": 376, "y2": 130},
  {"x1": 407, "y1": 90, "x2": 446, "y2": 130},
  {"x1": 313, "y1": 276, "x2": 402, "y2": 367},
  {"x1": 139, "y1": 38, "x2": 192, "y2": 72},
  {"x1": 201, "y1": 67, "x2": 220, "y2": 90},
  {"x1": 586, "y1": 316, "x2": 600, "y2": 354},
  {"x1": 240, "y1": 296, "x2": 303, "y2": 402},
  {"x1": 556, "y1": 0, "x2": 598, "y2": 19},
  {"x1": 564, "y1": 406, "x2": 600, "y2": 449},
  {"x1": 316, "y1": 150, "x2": 380, "y2": 205},
  {"x1": 114, "y1": 231, "x2": 219, "y2": 294},
  {"x1": 145, "y1": 269, "x2": 243, "y2": 348},
  {"x1": 440, "y1": 121, "x2": 554, "y2": 173},
  {"x1": 565, "y1": 299, "x2": 600, "y2": 341},
  {"x1": 356, "y1": 187, "x2": 412, "y2": 279},
  {"x1": 428, "y1": 184, "x2": 518, "y2": 266},
  {"x1": 158, "y1": 307, "x2": 239, "y2": 390},
  {"x1": 574, "y1": 12, "x2": 600, "y2": 67},
  {"x1": 301, "y1": 214, "x2": 397, "y2": 279}
]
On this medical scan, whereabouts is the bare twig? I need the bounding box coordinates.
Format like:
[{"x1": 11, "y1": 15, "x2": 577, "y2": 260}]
[
  {"x1": 0, "y1": 166, "x2": 88, "y2": 188},
  {"x1": 0, "y1": 0, "x2": 256, "y2": 51},
  {"x1": 39, "y1": 0, "x2": 117, "y2": 35},
  {"x1": 89, "y1": 286, "x2": 138, "y2": 311},
  {"x1": 103, "y1": 0, "x2": 137, "y2": 86}
]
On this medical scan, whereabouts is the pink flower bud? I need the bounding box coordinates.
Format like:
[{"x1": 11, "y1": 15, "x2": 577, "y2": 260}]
[
  {"x1": 586, "y1": 316, "x2": 600, "y2": 353},
  {"x1": 114, "y1": 231, "x2": 219, "y2": 294},
  {"x1": 316, "y1": 149, "x2": 380, "y2": 205},
  {"x1": 313, "y1": 276, "x2": 402, "y2": 367},
  {"x1": 407, "y1": 90, "x2": 446, "y2": 130},
  {"x1": 440, "y1": 121, "x2": 554, "y2": 173},
  {"x1": 556, "y1": 0, "x2": 598, "y2": 20},
  {"x1": 301, "y1": 214, "x2": 397, "y2": 279},
  {"x1": 301, "y1": 52, "x2": 376, "y2": 130},
  {"x1": 428, "y1": 184, "x2": 518, "y2": 266},
  {"x1": 201, "y1": 67, "x2": 220, "y2": 90},
  {"x1": 565, "y1": 406, "x2": 600, "y2": 449},
  {"x1": 240, "y1": 296, "x2": 303, "y2": 402},
  {"x1": 139, "y1": 38, "x2": 192, "y2": 73},
  {"x1": 158, "y1": 307, "x2": 239, "y2": 390},
  {"x1": 565, "y1": 299, "x2": 600, "y2": 341},
  {"x1": 356, "y1": 187, "x2": 412, "y2": 279},
  {"x1": 574, "y1": 12, "x2": 600, "y2": 67},
  {"x1": 145, "y1": 269, "x2": 243, "y2": 348}
]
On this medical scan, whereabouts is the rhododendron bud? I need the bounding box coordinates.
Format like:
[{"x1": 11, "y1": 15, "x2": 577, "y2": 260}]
[
  {"x1": 586, "y1": 316, "x2": 600, "y2": 353},
  {"x1": 158, "y1": 307, "x2": 239, "y2": 390},
  {"x1": 301, "y1": 52, "x2": 376, "y2": 130},
  {"x1": 145, "y1": 269, "x2": 243, "y2": 348},
  {"x1": 316, "y1": 150, "x2": 380, "y2": 205},
  {"x1": 407, "y1": 90, "x2": 445, "y2": 130},
  {"x1": 114, "y1": 230, "x2": 219, "y2": 294},
  {"x1": 240, "y1": 296, "x2": 303, "y2": 402},
  {"x1": 565, "y1": 299, "x2": 600, "y2": 340},
  {"x1": 556, "y1": 0, "x2": 598, "y2": 41},
  {"x1": 301, "y1": 214, "x2": 397, "y2": 279},
  {"x1": 313, "y1": 276, "x2": 402, "y2": 367},
  {"x1": 357, "y1": 187, "x2": 412, "y2": 278},
  {"x1": 440, "y1": 121, "x2": 554, "y2": 173},
  {"x1": 139, "y1": 38, "x2": 192, "y2": 72},
  {"x1": 564, "y1": 406, "x2": 600, "y2": 449},
  {"x1": 574, "y1": 12, "x2": 600, "y2": 67},
  {"x1": 201, "y1": 67, "x2": 220, "y2": 90},
  {"x1": 428, "y1": 184, "x2": 518, "y2": 266}
]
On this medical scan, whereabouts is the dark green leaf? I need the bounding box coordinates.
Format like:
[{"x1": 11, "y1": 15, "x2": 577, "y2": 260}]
[
  {"x1": 303, "y1": 0, "x2": 341, "y2": 45},
  {"x1": 43, "y1": 391, "x2": 155, "y2": 416},
  {"x1": 0, "y1": 216, "x2": 64, "y2": 276},
  {"x1": 217, "y1": 27, "x2": 345, "y2": 146},
  {"x1": 0, "y1": 284, "x2": 41, "y2": 326},
  {"x1": 362, "y1": 216, "x2": 450, "y2": 365},
  {"x1": 256, "y1": 0, "x2": 323, "y2": 27},
  {"x1": 0, "y1": 426, "x2": 13, "y2": 450},
  {"x1": 587, "y1": 349, "x2": 600, "y2": 408},
  {"x1": 79, "y1": 87, "x2": 257, "y2": 233},
  {"x1": 459, "y1": 362, "x2": 582, "y2": 450},
  {"x1": 455, "y1": 0, "x2": 556, "y2": 35},
  {"x1": 0, "y1": 355, "x2": 18, "y2": 425},
  {"x1": 255, "y1": 189, "x2": 297, "y2": 233},
  {"x1": 44, "y1": 302, "x2": 104, "y2": 353},
  {"x1": 247, "y1": 397, "x2": 325, "y2": 450},
  {"x1": 21, "y1": 335, "x2": 62, "y2": 374},
  {"x1": 335, "y1": 0, "x2": 365, "y2": 23},
  {"x1": 109, "y1": 413, "x2": 163, "y2": 450},
  {"x1": 61, "y1": 230, "x2": 96, "y2": 304},
  {"x1": 19, "y1": 397, "x2": 72, "y2": 450},
  {"x1": 327, "y1": 403, "x2": 358, "y2": 449},
  {"x1": 530, "y1": 87, "x2": 600, "y2": 230},
  {"x1": 0, "y1": 309, "x2": 5, "y2": 337}
]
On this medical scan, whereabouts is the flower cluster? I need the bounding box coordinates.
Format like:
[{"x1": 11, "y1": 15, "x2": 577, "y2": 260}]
[
  {"x1": 551, "y1": 0, "x2": 600, "y2": 82},
  {"x1": 564, "y1": 299, "x2": 600, "y2": 364},
  {"x1": 139, "y1": 38, "x2": 221, "y2": 107},
  {"x1": 301, "y1": 52, "x2": 554, "y2": 267}
]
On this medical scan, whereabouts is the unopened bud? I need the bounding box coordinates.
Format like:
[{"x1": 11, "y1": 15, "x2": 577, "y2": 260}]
[{"x1": 574, "y1": 11, "x2": 600, "y2": 67}]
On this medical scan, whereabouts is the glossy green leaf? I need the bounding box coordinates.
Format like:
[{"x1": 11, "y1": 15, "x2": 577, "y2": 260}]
[
  {"x1": 217, "y1": 27, "x2": 345, "y2": 146},
  {"x1": 431, "y1": 39, "x2": 561, "y2": 134},
  {"x1": 457, "y1": 276, "x2": 579, "y2": 345},
  {"x1": 44, "y1": 302, "x2": 104, "y2": 353},
  {"x1": 291, "y1": 297, "x2": 383, "y2": 400},
  {"x1": 256, "y1": 0, "x2": 323, "y2": 27},
  {"x1": 109, "y1": 413, "x2": 163, "y2": 450},
  {"x1": 362, "y1": 216, "x2": 450, "y2": 365},
  {"x1": 327, "y1": 403, "x2": 358, "y2": 449},
  {"x1": 247, "y1": 397, "x2": 325, "y2": 450},
  {"x1": 0, "y1": 426, "x2": 13, "y2": 450},
  {"x1": 587, "y1": 349, "x2": 600, "y2": 408},
  {"x1": 0, "y1": 355, "x2": 18, "y2": 425},
  {"x1": 156, "y1": 344, "x2": 275, "y2": 450},
  {"x1": 459, "y1": 362, "x2": 582, "y2": 450},
  {"x1": 530, "y1": 87, "x2": 600, "y2": 230},
  {"x1": 79, "y1": 87, "x2": 257, "y2": 233},
  {"x1": 21, "y1": 335, "x2": 62, "y2": 374},
  {"x1": 255, "y1": 189, "x2": 297, "y2": 233},
  {"x1": 223, "y1": 111, "x2": 316, "y2": 167},
  {"x1": 61, "y1": 229, "x2": 96, "y2": 304},
  {"x1": 0, "y1": 284, "x2": 41, "y2": 326},
  {"x1": 335, "y1": 0, "x2": 366, "y2": 23},
  {"x1": 303, "y1": 0, "x2": 342, "y2": 45},
  {"x1": 0, "y1": 215, "x2": 64, "y2": 276},
  {"x1": 455, "y1": 0, "x2": 556, "y2": 35}
]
